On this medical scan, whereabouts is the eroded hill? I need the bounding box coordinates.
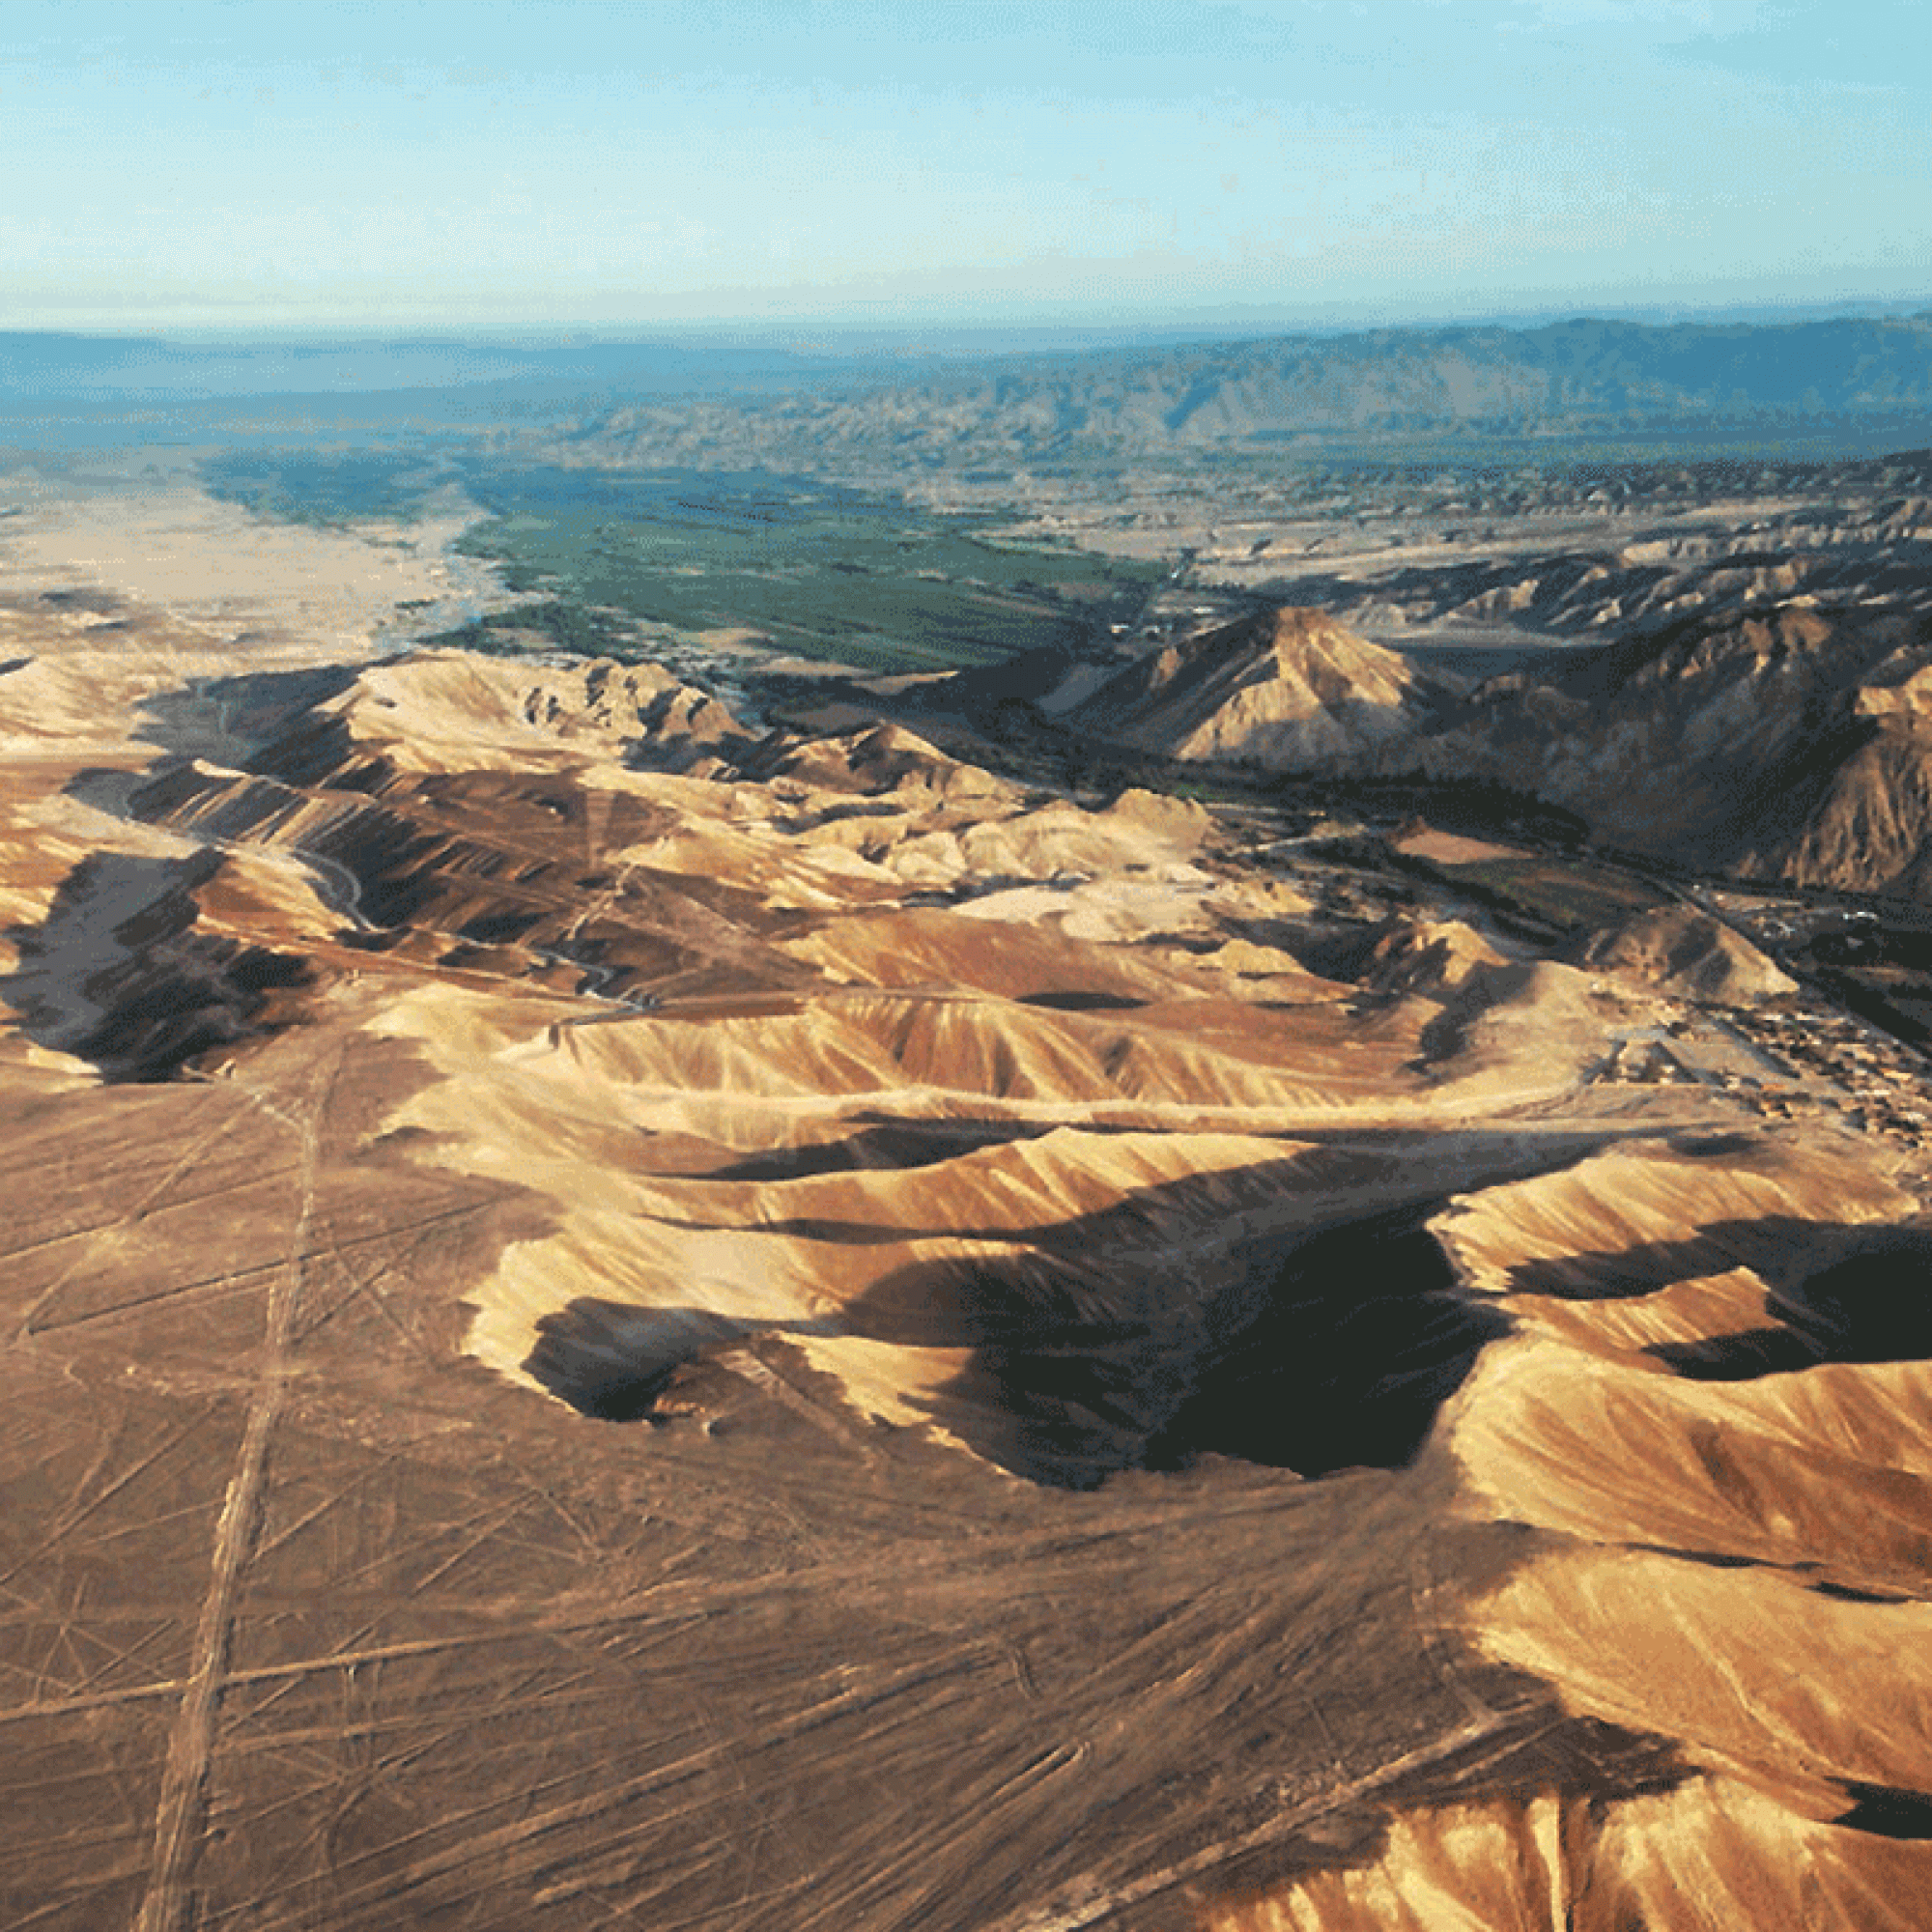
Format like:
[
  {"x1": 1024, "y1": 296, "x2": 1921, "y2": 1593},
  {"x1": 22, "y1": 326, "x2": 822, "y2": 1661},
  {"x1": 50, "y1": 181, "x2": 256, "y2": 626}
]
[
  {"x1": 3, "y1": 478, "x2": 1932, "y2": 1932},
  {"x1": 1062, "y1": 595, "x2": 1932, "y2": 904}
]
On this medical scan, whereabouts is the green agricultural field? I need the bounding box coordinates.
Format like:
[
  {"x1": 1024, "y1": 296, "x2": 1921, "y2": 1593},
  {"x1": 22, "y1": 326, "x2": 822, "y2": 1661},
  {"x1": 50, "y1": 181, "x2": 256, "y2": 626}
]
[
  {"x1": 203, "y1": 452, "x2": 1162, "y2": 674},
  {"x1": 200, "y1": 446, "x2": 462, "y2": 526},
  {"x1": 441, "y1": 467, "x2": 1160, "y2": 671}
]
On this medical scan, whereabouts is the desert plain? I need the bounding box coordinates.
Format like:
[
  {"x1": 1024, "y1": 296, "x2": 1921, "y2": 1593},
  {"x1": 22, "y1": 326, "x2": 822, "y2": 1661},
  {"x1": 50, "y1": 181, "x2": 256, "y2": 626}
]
[{"x1": 3, "y1": 412, "x2": 1932, "y2": 1932}]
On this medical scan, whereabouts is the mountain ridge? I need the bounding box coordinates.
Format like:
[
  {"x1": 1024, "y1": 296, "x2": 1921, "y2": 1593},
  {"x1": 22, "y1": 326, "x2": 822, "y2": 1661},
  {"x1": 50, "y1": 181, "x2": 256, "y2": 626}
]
[
  {"x1": 554, "y1": 314, "x2": 1932, "y2": 473},
  {"x1": 1068, "y1": 606, "x2": 1458, "y2": 766},
  {"x1": 1063, "y1": 596, "x2": 1932, "y2": 899}
]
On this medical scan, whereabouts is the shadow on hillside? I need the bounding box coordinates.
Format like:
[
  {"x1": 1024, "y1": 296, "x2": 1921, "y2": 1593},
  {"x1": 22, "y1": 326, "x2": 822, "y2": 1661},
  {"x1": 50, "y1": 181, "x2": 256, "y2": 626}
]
[
  {"x1": 847, "y1": 1201, "x2": 1512, "y2": 1490},
  {"x1": 524, "y1": 1135, "x2": 1932, "y2": 1485},
  {"x1": 0, "y1": 847, "x2": 309, "y2": 1081},
  {"x1": 524, "y1": 1300, "x2": 838, "y2": 1421},
  {"x1": 133, "y1": 663, "x2": 363, "y2": 765},
  {"x1": 525, "y1": 1145, "x2": 1529, "y2": 1488},
  {"x1": 1643, "y1": 1223, "x2": 1932, "y2": 1379},
  {"x1": 1453, "y1": 1179, "x2": 1932, "y2": 1377}
]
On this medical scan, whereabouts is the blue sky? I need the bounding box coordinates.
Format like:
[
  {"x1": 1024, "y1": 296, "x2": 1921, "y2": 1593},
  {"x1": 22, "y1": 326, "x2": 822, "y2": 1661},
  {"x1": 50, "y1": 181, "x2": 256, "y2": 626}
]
[{"x1": 3, "y1": 0, "x2": 1926, "y2": 333}]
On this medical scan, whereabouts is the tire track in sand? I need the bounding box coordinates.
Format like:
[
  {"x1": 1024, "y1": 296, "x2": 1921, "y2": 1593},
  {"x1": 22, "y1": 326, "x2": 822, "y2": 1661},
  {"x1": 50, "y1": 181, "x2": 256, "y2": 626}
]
[{"x1": 133, "y1": 1050, "x2": 336, "y2": 1932}]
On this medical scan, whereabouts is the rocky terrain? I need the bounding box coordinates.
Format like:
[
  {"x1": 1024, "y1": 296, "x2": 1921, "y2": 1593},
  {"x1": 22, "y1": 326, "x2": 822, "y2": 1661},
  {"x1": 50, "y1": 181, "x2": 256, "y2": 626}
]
[
  {"x1": 4, "y1": 463, "x2": 1932, "y2": 1930},
  {"x1": 1012, "y1": 439, "x2": 1932, "y2": 915},
  {"x1": 1064, "y1": 595, "x2": 1932, "y2": 891}
]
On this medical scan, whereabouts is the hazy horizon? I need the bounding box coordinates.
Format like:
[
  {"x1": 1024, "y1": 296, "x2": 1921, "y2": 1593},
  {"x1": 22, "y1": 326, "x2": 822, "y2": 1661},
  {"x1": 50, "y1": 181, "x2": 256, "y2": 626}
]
[{"x1": 9, "y1": 295, "x2": 1931, "y2": 357}]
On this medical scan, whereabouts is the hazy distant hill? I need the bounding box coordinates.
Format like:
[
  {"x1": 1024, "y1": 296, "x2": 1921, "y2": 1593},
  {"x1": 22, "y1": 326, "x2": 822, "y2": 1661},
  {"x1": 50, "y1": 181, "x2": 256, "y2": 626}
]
[
  {"x1": 11, "y1": 313, "x2": 1932, "y2": 467},
  {"x1": 561, "y1": 313, "x2": 1932, "y2": 471},
  {"x1": 1112, "y1": 314, "x2": 1932, "y2": 437}
]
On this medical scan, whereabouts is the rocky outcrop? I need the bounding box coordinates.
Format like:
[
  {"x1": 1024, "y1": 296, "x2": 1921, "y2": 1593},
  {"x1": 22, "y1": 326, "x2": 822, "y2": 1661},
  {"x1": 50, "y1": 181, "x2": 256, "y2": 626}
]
[
  {"x1": 1078, "y1": 597, "x2": 1932, "y2": 898},
  {"x1": 1067, "y1": 604, "x2": 1457, "y2": 767},
  {"x1": 1458, "y1": 604, "x2": 1932, "y2": 892},
  {"x1": 1583, "y1": 906, "x2": 1797, "y2": 1004}
]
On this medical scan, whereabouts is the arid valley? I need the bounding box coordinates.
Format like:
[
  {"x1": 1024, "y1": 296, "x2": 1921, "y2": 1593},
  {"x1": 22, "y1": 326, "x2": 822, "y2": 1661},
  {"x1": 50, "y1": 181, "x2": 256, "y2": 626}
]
[{"x1": 7, "y1": 317, "x2": 1932, "y2": 1929}]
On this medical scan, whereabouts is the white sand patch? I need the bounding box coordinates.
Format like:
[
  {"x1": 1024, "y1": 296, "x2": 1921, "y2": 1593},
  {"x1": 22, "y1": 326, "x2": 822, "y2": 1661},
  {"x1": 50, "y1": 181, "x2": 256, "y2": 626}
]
[{"x1": 0, "y1": 476, "x2": 511, "y2": 662}]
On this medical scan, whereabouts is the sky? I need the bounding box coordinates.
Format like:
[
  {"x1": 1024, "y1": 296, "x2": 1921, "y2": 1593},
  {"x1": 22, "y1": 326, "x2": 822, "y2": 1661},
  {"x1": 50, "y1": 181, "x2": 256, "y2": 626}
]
[{"x1": 3, "y1": 0, "x2": 1927, "y2": 336}]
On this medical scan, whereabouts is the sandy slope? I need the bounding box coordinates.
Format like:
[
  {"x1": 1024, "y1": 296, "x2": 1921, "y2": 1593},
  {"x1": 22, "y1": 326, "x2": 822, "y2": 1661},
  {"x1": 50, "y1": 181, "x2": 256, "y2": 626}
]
[
  {"x1": 1068, "y1": 605, "x2": 1455, "y2": 767},
  {"x1": 1, "y1": 486, "x2": 1931, "y2": 1928}
]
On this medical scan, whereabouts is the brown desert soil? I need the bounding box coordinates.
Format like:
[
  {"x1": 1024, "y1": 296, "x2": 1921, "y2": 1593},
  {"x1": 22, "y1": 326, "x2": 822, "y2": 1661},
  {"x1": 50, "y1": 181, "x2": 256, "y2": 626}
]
[{"x1": 2, "y1": 486, "x2": 1931, "y2": 1929}]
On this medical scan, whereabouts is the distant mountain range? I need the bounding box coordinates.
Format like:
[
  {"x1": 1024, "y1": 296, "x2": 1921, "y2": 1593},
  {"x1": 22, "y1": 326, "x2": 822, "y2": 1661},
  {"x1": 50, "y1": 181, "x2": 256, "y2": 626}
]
[
  {"x1": 557, "y1": 313, "x2": 1932, "y2": 472},
  {"x1": 9, "y1": 310, "x2": 1932, "y2": 466}
]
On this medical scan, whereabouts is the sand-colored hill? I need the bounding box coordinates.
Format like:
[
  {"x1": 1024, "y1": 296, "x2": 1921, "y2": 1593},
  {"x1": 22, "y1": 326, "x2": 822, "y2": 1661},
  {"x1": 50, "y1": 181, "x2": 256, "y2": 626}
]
[
  {"x1": 1582, "y1": 904, "x2": 1797, "y2": 1003},
  {"x1": 1068, "y1": 604, "x2": 1455, "y2": 767},
  {"x1": 1361, "y1": 915, "x2": 1513, "y2": 996},
  {"x1": 4, "y1": 500, "x2": 1932, "y2": 1926},
  {"x1": 1081, "y1": 596, "x2": 1932, "y2": 898},
  {"x1": 293, "y1": 645, "x2": 755, "y2": 778}
]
